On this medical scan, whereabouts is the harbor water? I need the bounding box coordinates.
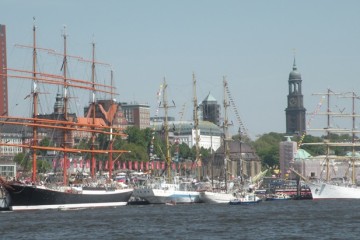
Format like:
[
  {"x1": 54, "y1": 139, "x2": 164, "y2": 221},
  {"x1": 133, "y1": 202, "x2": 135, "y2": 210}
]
[{"x1": 1, "y1": 199, "x2": 360, "y2": 240}]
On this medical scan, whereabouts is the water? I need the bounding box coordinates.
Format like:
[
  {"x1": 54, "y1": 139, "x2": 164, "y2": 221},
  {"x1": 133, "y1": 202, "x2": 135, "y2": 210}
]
[{"x1": 1, "y1": 200, "x2": 360, "y2": 240}]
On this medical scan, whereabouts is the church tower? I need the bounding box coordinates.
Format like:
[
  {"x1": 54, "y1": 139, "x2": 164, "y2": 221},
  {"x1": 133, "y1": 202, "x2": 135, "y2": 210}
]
[{"x1": 285, "y1": 58, "x2": 306, "y2": 134}]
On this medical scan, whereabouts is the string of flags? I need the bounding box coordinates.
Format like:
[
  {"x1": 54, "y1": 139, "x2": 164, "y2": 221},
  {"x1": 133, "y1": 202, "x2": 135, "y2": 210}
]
[{"x1": 52, "y1": 158, "x2": 199, "y2": 171}]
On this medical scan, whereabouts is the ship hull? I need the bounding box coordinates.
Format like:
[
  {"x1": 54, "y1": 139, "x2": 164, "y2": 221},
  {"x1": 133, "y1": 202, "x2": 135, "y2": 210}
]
[
  {"x1": 308, "y1": 181, "x2": 360, "y2": 199},
  {"x1": 133, "y1": 188, "x2": 201, "y2": 204},
  {"x1": 5, "y1": 183, "x2": 133, "y2": 210},
  {"x1": 199, "y1": 191, "x2": 236, "y2": 204}
]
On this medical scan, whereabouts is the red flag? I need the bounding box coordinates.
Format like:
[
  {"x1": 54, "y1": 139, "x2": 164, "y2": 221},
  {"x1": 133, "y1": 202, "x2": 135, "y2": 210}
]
[
  {"x1": 86, "y1": 160, "x2": 90, "y2": 168},
  {"x1": 99, "y1": 161, "x2": 102, "y2": 170},
  {"x1": 172, "y1": 163, "x2": 175, "y2": 170},
  {"x1": 161, "y1": 162, "x2": 165, "y2": 170},
  {"x1": 66, "y1": 159, "x2": 70, "y2": 169},
  {"x1": 156, "y1": 161, "x2": 160, "y2": 170},
  {"x1": 151, "y1": 161, "x2": 154, "y2": 169},
  {"x1": 134, "y1": 161, "x2": 138, "y2": 170},
  {"x1": 80, "y1": 160, "x2": 83, "y2": 168},
  {"x1": 140, "y1": 161, "x2": 144, "y2": 170},
  {"x1": 128, "y1": 161, "x2": 132, "y2": 170},
  {"x1": 146, "y1": 162, "x2": 149, "y2": 170},
  {"x1": 105, "y1": 161, "x2": 109, "y2": 170},
  {"x1": 73, "y1": 159, "x2": 77, "y2": 168},
  {"x1": 122, "y1": 161, "x2": 126, "y2": 169},
  {"x1": 60, "y1": 158, "x2": 64, "y2": 168}
]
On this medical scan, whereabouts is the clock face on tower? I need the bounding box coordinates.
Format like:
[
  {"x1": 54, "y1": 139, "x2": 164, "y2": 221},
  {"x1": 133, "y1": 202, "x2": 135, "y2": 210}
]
[{"x1": 289, "y1": 97, "x2": 297, "y2": 106}]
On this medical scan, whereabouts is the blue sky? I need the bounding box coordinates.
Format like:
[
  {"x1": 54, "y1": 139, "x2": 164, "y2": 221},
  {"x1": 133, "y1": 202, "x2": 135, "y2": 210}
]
[{"x1": 2, "y1": 0, "x2": 360, "y2": 139}]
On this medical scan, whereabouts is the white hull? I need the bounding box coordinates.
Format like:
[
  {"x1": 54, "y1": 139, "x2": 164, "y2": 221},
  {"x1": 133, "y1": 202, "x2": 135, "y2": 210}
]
[
  {"x1": 133, "y1": 188, "x2": 201, "y2": 204},
  {"x1": 199, "y1": 191, "x2": 236, "y2": 204},
  {"x1": 308, "y1": 181, "x2": 360, "y2": 199}
]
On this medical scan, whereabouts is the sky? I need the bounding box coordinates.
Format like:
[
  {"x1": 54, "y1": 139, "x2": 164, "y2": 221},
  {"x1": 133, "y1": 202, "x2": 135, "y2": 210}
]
[{"x1": 2, "y1": 0, "x2": 360, "y2": 139}]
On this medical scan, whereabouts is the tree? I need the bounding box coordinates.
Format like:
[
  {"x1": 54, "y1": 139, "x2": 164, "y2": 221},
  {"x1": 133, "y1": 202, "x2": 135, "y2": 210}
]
[{"x1": 253, "y1": 132, "x2": 286, "y2": 168}]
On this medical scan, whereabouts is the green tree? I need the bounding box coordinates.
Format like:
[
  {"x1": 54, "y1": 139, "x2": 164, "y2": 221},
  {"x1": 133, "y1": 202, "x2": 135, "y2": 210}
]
[{"x1": 253, "y1": 132, "x2": 286, "y2": 168}]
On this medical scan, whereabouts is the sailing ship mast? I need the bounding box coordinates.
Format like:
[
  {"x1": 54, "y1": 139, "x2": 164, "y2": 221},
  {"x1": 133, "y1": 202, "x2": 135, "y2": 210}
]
[
  {"x1": 192, "y1": 73, "x2": 201, "y2": 180},
  {"x1": 222, "y1": 77, "x2": 231, "y2": 192},
  {"x1": 31, "y1": 18, "x2": 38, "y2": 183},
  {"x1": 306, "y1": 88, "x2": 360, "y2": 184},
  {"x1": 90, "y1": 42, "x2": 97, "y2": 178},
  {"x1": 62, "y1": 26, "x2": 69, "y2": 185},
  {"x1": 161, "y1": 78, "x2": 172, "y2": 182}
]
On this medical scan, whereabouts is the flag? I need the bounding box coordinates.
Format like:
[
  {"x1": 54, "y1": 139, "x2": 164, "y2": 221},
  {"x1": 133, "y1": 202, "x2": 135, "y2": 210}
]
[
  {"x1": 146, "y1": 161, "x2": 149, "y2": 170},
  {"x1": 86, "y1": 160, "x2": 90, "y2": 168},
  {"x1": 105, "y1": 161, "x2": 109, "y2": 170},
  {"x1": 99, "y1": 161, "x2": 102, "y2": 170},
  {"x1": 73, "y1": 159, "x2": 77, "y2": 168},
  {"x1": 134, "y1": 161, "x2": 138, "y2": 170},
  {"x1": 161, "y1": 162, "x2": 165, "y2": 170},
  {"x1": 172, "y1": 163, "x2": 176, "y2": 170},
  {"x1": 128, "y1": 161, "x2": 132, "y2": 170},
  {"x1": 80, "y1": 160, "x2": 83, "y2": 168},
  {"x1": 156, "y1": 161, "x2": 160, "y2": 170},
  {"x1": 140, "y1": 161, "x2": 144, "y2": 171},
  {"x1": 122, "y1": 161, "x2": 126, "y2": 169}
]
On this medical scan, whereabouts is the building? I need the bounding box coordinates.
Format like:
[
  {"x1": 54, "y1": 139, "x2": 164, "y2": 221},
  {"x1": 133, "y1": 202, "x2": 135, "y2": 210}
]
[
  {"x1": 209, "y1": 140, "x2": 261, "y2": 180},
  {"x1": 0, "y1": 24, "x2": 8, "y2": 116},
  {"x1": 292, "y1": 151, "x2": 360, "y2": 182},
  {"x1": 285, "y1": 58, "x2": 306, "y2": 134},
  {"x1": 38, "y1": 92, "x2": 77, "y2": 148},
  {"x1": 199, "y1": 93, "x2": 221, "y2": 126},
  {"x1": 151, "y1": 120, "x2": 222, "y2": 152},
  {"x1": 84, "y1": 101, "x2": 150, "y2": 130},
  {"x1": 121, "y1": 102, "x2": 150, "y2": 129},
  {"x1": 279, "y1": 136, "x2": 297, "y2": 179}
]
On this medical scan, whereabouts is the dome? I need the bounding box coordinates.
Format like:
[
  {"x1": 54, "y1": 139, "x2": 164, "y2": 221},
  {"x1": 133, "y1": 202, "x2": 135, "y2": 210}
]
[
  {"x1": 289, "y1": 59, "x2": 301, "y2": 80},
  {"x1": 289, "y1": 69, "x2": 301, "y2": 80}
]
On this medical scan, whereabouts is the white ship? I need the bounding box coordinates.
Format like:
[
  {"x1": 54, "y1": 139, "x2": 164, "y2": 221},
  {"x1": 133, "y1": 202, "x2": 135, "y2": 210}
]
[
  {"x1": 308, "y1": 180, "x2": 360, "y2": 199},
  {"x1": 199, "y1": 191, "x2": 236, "y2": 203},
  {"x1": 299, "y1": 89, "x2": 360, "y2": 199},
  {"x1": 133, "y1": 180, "x2": 201, "y2": 204}
]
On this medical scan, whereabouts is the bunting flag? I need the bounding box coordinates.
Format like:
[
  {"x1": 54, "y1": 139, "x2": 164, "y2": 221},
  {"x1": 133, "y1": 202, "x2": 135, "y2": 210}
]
[
  {"x1": 161, "y1": 162, "x2": 165, "y2": 170},
  {"x1": 122, "y1": 161, "x2": 126, "y2": 169},
  {"x1": 60, "y1": 158, "x2": 64, "y2": 168},
  {"x1": 80, "y1": 160, "x2": 83, "y2": 168},
  {"x1": 99, "y1": 161, "x2": 102, "y2": 170},
  {"x1": 105, "y1": 161, "x2": 108, "y2": 170},
  {"x1": 86, "y1": 160, "x2": 90, "y2": 168},
  {"x1": 145, "y1": 161, "x2": 149, "y2": 170},
  {"x1": 116, "y1": 161, "x2": 120, "y2": 170},
  {"x1": 156, "y1": 161, "x2": 160, "y2": 170},
  {"x1": 128, "y1": 161, "x2": 132, "y2": 170},
  {"x1": 66, "y1": 159, "x2": 70, "y2": 169},
  {"x1": 172, "y1": 163, "x2": 175, "y2": 170},
  {"x1": 73, "y1": 159, "x2": 77, "y2": 168},
  {"x1": 140, "y1": 161, "x2": 144, "y2": 171},
  {"x1": 134, "y1": 161, "x2": 138, "y2": 170},
  {"x1": 151, "y1": 161, "x2": 154, "y2": 170},
  {"x1": 52, "y1": 159, "x2": 56, "y2": 168}
]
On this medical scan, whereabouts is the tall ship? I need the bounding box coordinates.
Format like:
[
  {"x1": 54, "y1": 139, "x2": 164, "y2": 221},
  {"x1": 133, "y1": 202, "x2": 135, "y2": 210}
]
[
  {"x1": 132, "y1": 77, "x2": 201, "y2": 204},
  {"x1": 0, "y1": 21, "x2": 133, "y2": 210},
  {"x1": 199, "y1": 77, "x2": 238, "y2": 203},
  {"x1": 298, "y1": 89, "x2": 360, "y2": 199}
]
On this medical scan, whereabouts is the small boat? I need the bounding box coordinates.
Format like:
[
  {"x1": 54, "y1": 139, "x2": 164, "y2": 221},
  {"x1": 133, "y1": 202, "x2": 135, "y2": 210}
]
[
  {"x1": 265, "y1": 193, "x2": 292, "y2": 201},
  {"x1": 199, "y1": 191, "x2": 236, "y2": 204},
  {"x1": 229, "y1": 194, "x2": 261, "y2": 205}
]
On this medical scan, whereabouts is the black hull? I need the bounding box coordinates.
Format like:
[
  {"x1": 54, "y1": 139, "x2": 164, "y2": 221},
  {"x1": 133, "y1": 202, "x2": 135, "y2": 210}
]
[{"x1": 5, "y1": 183, "x2": 133, "y2": 210}]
